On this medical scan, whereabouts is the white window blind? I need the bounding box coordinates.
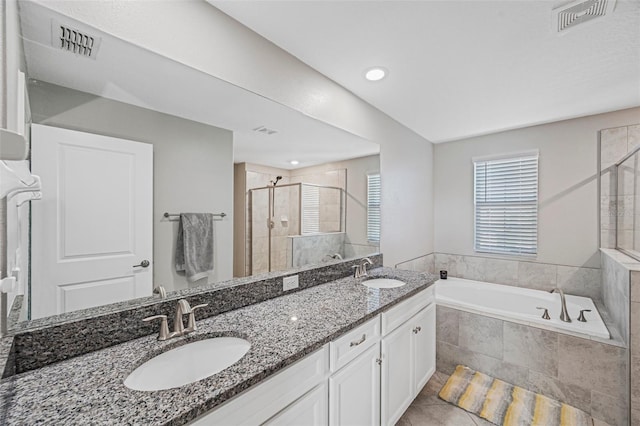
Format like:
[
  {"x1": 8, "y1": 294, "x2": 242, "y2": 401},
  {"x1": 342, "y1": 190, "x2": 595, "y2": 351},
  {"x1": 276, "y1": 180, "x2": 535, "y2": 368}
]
[
  {"x1": 302, "y1": 185, "x2": 320, "y2": 234},
  {"x1": 474, "y1": 154, "x2": 538, "y2": 256},
  {"x1": 367, "y1": 173, "x2": 381, "y2": 243}
]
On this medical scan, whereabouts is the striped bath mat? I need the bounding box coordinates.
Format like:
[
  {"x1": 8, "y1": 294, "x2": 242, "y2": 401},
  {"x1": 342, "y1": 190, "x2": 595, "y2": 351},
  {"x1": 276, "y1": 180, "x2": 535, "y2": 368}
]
[{"x1": 438, "y1": 365, "x2": 591, "y2": 426}]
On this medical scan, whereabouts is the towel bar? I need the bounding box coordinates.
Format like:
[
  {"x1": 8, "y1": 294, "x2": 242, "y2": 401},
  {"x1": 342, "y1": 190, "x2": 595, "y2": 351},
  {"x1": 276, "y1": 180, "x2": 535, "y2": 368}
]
[{"x1": 163, "y1": 212, "x2": 226, "y2": 220}]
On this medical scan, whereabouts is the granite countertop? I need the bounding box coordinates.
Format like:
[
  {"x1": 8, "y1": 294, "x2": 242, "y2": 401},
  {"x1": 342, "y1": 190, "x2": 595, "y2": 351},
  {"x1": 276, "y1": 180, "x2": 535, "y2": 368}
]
[{"x1": 0, "y1": 267, "x2": 435, "y2": 425}]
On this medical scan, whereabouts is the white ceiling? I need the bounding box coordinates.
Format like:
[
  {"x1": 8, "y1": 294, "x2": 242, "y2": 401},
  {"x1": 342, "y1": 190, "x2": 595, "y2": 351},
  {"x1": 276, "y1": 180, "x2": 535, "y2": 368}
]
[
  {"x1": 212, "y1": 0, "x2": 640, "y2": 143},
  {"x1": 18, "y1": 1, "x2": 380, "y2": 170}
]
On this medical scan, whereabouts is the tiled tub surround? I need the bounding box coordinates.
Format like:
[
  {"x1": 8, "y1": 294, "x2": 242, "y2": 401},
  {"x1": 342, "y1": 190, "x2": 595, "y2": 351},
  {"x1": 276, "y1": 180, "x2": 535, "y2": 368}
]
[
  {"x1": 395, "y1": 253, "x2": 436, "y2": 274},
  {"x1": 436, "y1": 305, "x2": 628, "y2": 426},
  {"x1": 0, "y1": 267, "x2": 435, "y2": 425},
  {"x1": 393, "y1": 252, "x2": 601, "y2": 301},
  {"x1": 432, "y1": 253, "x2": 602, "y2": 300},
  {"x1": 602, "y1": 249, "x2": 632, "y2": 346},
  {"x1": 2, "y1": 254, "x2": 382, "y2": 375}
]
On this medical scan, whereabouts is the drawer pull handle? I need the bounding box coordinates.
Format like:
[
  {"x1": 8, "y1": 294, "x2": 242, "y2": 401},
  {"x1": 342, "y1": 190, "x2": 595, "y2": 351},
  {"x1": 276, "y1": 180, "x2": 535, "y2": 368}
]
[{"x1": 350, "y1": 334, "x2": 366, "y2": 347}]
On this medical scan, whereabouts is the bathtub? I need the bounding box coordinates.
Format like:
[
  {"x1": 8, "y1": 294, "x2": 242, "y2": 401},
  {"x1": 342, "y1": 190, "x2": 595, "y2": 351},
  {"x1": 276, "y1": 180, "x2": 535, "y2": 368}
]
[{"x1": 435, "y1": 277, "x2": 610, "y2": 340}]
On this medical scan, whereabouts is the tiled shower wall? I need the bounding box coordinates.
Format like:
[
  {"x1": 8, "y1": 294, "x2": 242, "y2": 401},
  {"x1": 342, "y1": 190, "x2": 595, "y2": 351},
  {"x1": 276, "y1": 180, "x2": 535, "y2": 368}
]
[
  {"x1": 437, "y1": 306, "x2": 628, "y2": 426},
  {"x1": 598, "y1": 248, "x2": 640, "y2": 425},
  {"x1": 600, "y1": 124, "x2": 640, "y2": 248},
  {"x1": 290, "y1": 232, "x2": 345, "y2": 268},
  {"x1": 604, "y1": 249, "x2": 640, "y2": 425}
]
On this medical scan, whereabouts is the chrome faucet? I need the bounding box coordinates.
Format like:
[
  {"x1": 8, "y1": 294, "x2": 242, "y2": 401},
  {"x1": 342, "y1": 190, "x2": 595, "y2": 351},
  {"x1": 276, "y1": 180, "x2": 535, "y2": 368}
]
[
  {"x1": 353, "y1": 257, "x2": 374, "y2": 278},
  {"x1": 143, "y1": 299, "x2": 209, "y2": 341},
  {"x1": 549, "y1": 288, "x2": 571, "y2": 322}
]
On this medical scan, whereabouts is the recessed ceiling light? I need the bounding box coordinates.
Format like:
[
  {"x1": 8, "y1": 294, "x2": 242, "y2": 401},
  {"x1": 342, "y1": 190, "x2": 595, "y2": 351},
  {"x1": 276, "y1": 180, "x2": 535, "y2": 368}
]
[
  {"x1": 290, "y1": 160, "x2": 299, "y2": 165},
  {"x1": 365, "y1": 67, "x2": 387, "y2": 81}
]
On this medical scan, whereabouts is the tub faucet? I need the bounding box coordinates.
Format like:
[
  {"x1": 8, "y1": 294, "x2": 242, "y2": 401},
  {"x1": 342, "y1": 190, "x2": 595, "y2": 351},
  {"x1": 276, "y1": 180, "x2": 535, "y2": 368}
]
[{"x1": 549, "y1": 288, "x2": 571, "y2": 323}]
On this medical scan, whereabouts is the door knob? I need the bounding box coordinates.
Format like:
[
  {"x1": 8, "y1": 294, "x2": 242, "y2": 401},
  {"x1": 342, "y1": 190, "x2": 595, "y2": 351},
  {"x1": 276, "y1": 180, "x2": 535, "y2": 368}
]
[{"x1": 133, "y1": 260, "x2": 150, "y2": 268}]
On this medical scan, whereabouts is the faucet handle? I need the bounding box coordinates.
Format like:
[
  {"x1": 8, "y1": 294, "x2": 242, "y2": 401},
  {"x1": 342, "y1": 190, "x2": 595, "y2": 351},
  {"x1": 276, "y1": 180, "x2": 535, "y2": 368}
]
[
  {"x1": 186, "y1": 303, "x2": 209, "y2": 331},
  {"x1": 143, "y1": 314, "x2": 170, "y2": 341},
  {"x1": 578, "y1": 309, "x2": 591, "y2": 322},
  {"x1": 536, "y1": 307, "x2": 551, "y2": 320}
]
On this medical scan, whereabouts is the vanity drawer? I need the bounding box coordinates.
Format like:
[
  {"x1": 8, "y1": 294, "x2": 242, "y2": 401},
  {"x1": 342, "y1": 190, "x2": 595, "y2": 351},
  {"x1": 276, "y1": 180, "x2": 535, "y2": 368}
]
[
  {"x1": 381, "y1": 286, "x2": 434, "y2": 336},
  {"x1": 190, "y1": 345, "x2": 329, "y2": 425},
  {"x1": 330, "y1": 316, "x2": 380, "y2": 372}
]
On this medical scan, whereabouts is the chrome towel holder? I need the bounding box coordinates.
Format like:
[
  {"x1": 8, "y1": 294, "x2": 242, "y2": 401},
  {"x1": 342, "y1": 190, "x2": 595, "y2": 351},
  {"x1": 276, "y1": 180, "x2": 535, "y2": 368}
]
[{"x1": 163, "y1": 212, "x2": 226, "y2": 220}]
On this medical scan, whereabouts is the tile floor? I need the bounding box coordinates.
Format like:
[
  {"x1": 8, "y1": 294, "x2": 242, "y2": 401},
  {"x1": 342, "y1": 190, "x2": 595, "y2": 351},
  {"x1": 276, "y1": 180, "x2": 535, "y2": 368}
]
[
  {"x1": 397, "y1": 371, "x2": 607, "y2": 426},
  {"x1": 396, "y1": 371, "x2": 493, "y2": 426}
]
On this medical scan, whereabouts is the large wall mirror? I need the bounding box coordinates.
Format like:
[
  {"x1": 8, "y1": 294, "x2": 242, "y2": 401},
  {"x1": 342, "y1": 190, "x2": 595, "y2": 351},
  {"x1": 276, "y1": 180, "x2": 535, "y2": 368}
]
[{"x1": 9, "y1": 1, "x2": 381, "y2": 324}]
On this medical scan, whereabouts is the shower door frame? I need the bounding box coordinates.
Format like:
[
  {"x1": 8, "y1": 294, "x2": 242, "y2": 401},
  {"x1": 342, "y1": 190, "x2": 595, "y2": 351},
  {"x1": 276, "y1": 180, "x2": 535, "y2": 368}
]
[
  {"x1": 248, "y1": 182, "x2": 346, "y2": 274},
  {"x1": 249, "y1": 183, "x2": 302, "y2": 274}
]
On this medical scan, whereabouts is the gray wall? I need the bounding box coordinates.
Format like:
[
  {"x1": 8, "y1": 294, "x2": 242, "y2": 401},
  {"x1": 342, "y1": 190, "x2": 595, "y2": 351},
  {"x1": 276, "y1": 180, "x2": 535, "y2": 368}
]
[
  {"x1": 40, "y1": 0, "x2": 435, "y2": 274},
  {"x1": 434, "y1": 107, "x2": 640, "y2": 270},
  {"x1": 29, "y1": 81, "x2": 234, "y2": 292}
]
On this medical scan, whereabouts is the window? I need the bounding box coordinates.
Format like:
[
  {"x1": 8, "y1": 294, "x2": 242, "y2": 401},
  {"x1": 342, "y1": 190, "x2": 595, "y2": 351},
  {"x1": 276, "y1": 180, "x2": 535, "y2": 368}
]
[
  {"x1": 367, "y1": 173, "x2": 381, "y2": 243},
  {"x1": 474, "y1": 153, "x2": 538, "y2": 256},
  {"x1": 301, "y1": 185, "x2": 320, "y2": 234}
]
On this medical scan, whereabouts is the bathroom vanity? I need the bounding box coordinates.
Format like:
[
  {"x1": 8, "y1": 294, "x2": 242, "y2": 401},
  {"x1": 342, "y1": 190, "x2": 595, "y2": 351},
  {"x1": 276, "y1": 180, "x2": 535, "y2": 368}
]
[
  {"x1": 0, "y1": 260, "x2": 437, "y2": 425},
  {"x1": 191, "y1": 285, "x2": 435, "y2": 425}
]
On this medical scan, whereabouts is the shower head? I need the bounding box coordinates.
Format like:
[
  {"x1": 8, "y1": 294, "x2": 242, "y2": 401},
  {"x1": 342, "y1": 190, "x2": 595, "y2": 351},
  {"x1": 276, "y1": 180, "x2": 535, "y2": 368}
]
[{"x1": 271, "y1": 176, "x2": 283, "y2": 186}]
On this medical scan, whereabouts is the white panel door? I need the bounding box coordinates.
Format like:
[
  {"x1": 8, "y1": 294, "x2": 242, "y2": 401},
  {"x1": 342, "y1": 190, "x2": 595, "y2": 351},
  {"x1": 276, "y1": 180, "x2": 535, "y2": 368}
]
[
  {"x1": 31, "y1": 124, "x2": 153, "y2": 318},
  {"x1": 265, "y1": 382, "x2": 329, "y2": 426},
  {"x1": 329, "y1": 343, "x2": 381, "y2": 426},
  {"x1": 413, "y1": 304, "x2": 436, "y2": 394},
  {"x1": 381, "y1": 320, "x2": 414, "y2": 426}
]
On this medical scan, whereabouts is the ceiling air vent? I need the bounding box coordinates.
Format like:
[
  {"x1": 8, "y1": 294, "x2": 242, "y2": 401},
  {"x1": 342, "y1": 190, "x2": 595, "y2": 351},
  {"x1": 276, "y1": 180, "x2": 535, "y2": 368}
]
[
  {"x1": 553, "y1": 0, "x2": 616, "y2": 33},
  {"x1": 51, "y1": 21, "x2": 101, "y2": 59},
  {"x1": 253, "y1": 126, "x2": 278, "y2": 136}
]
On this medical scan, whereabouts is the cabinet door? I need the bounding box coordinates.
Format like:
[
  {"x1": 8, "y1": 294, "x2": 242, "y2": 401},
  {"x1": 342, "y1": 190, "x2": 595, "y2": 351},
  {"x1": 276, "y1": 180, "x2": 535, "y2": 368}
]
[
  {"x1": 413, "y1": 303, "x2": 436, "y2": 394},
  {"x1": 381, "y1": 320, "x2": 414, "y2": 426},
  {"x1": 329, "y1": 344, "x2": 380, "y2": 426},
  {"x1": 265, "y1": 382, "x2": 328, "y2": 426}
]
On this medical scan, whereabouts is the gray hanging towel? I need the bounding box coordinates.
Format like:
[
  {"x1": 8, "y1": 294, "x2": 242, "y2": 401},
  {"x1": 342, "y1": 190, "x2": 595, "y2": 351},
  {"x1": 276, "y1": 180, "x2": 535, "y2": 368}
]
[{"x1": 175, "y1": 213, "x2": 215, "y2": 282}]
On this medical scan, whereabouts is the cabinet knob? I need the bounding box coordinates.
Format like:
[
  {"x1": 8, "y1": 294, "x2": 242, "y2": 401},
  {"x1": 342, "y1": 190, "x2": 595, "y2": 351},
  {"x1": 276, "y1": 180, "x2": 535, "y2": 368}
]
[
  {"x1": 376, "y1": 358, "x2": 382, "y2": 365},
  {"x1": 413, "y1": 326, "x2": 422, "y2": 334}
]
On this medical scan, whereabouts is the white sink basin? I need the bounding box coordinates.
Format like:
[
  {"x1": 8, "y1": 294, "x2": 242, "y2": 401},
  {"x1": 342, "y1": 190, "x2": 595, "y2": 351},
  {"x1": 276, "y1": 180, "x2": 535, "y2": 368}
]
[
  {"x1": 124, "y1": 337, "x2": 250, "y2": 391},
  {"x1": 362, "y1": 278, "x2": 406, "y2": 289}
]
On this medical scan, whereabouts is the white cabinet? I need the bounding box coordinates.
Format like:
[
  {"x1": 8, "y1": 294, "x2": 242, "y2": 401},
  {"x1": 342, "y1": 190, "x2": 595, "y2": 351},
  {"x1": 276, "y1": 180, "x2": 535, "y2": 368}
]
[
  {"x1": 190, "y1": 287, "x2": 436, "y2": 426},
  {"x1": 329, "y1": 344, "x2": 381, "y2": 426},
  {"x1": 381, "y1": 319, "x2": 414, "y2": 426},
  {"x1": 266, "y1": 383, "x2": 329, "y2": 426},
  {"x1": 413, "y1": 304, "x2": 436, "y2": 393},
  {"x1": 380, "y1": 293, "x2": 436, "y2": 426},
  {"x1": 189, "y1": 346, "x2": 329, "y2": 425}
]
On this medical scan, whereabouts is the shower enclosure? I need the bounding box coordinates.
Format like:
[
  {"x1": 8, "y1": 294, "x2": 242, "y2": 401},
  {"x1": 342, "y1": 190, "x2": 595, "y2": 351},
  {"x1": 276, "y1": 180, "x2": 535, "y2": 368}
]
[
  {"x1": 248, "y1": 183, "x2": 345, "y2": 274},
  {"x1": 615, "y1": 147, "x2": 640, "y2": 261}
]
